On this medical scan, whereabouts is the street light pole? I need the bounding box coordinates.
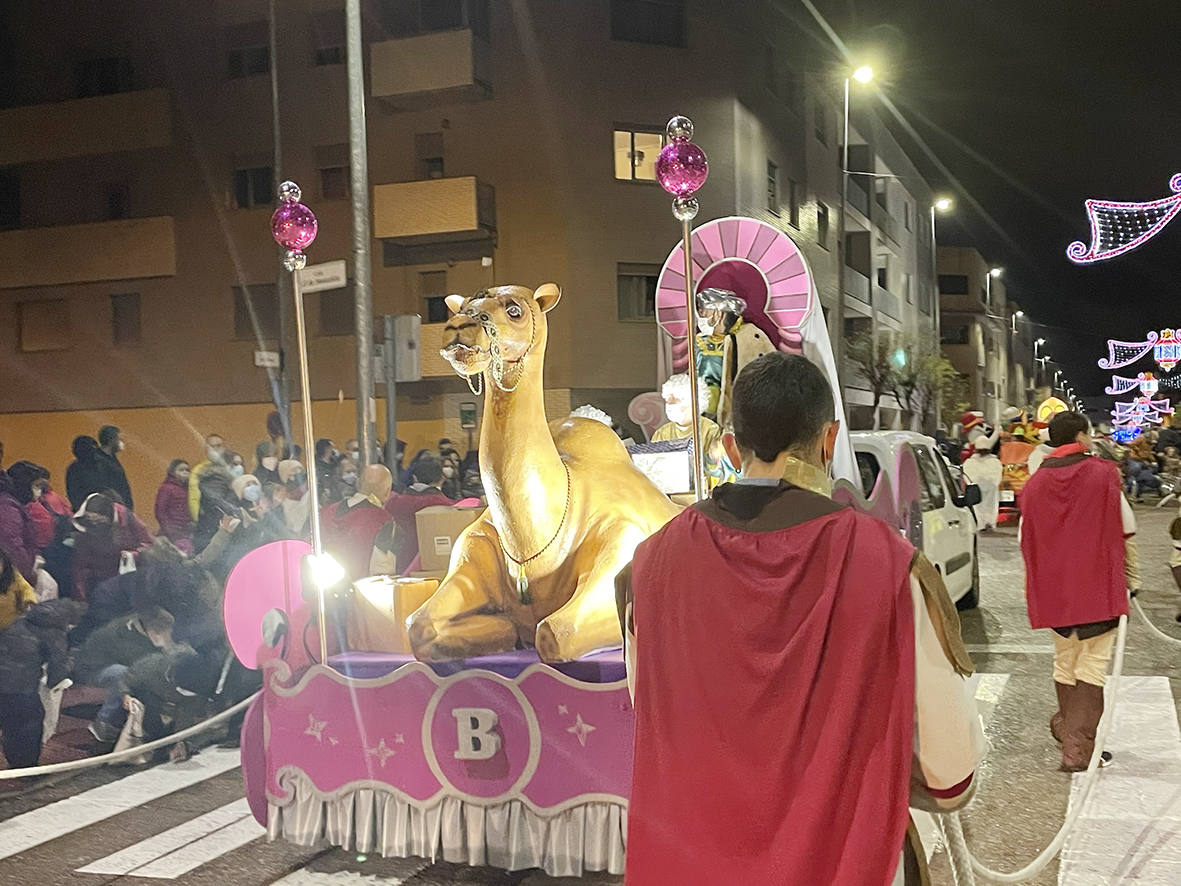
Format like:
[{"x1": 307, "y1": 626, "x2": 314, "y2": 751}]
[{"x1": 836, "y1": 74, "x2": 850, "y2": 409}]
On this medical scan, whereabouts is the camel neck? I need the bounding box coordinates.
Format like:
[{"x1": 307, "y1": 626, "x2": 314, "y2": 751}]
[{"x1": 478, "y1": 359, "x2": 568, "y2": 559}]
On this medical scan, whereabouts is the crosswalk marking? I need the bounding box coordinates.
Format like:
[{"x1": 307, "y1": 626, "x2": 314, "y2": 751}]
[
  {"x1": 271, "y1": 868, "x2": 428, "y2": 885},
  {"x1": 78, "y1": 798, "x2": 263, "y2": 877},
  {"x1": 1059, "y1": 675, "x2": 1181, "y2": 885},
  {"x1": 0, "y1": 747, "x2": 242, "y2": 862}
]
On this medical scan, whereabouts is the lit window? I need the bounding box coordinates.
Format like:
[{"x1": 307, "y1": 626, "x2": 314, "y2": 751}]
[{"x1": 614, "y1": 128, "x2": 665, "y2": 182}]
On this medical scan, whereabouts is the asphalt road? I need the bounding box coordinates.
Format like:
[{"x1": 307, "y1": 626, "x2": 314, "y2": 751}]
[{"x1": 3, "y1": 505, "x2": 1180, "y2": 885}]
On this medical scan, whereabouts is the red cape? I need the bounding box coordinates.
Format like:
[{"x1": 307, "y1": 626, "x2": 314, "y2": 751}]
[
  {"x1": 320, "y1": 499, "x2": 393, "y2": 580},
  {"x1": 1020, "y1": 452, "x2": 1128, "y2": 629},
  {"x1": 628, "y1": 505, "x2": 916, "y2": 886}
]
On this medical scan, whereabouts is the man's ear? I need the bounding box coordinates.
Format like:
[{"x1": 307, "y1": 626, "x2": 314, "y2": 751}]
[
  {"x1": 445, "y1": 294, "x2": 465, "y2": 315},
  {"x1": 534, "y1": 283, "x2": 562, "y2": 313},
  {"x1": 722, "y1": 432, "x2": 743, "y2": 471},
  {"x1": 824, "y1": 421, "x2": 841, "y2": 463}
]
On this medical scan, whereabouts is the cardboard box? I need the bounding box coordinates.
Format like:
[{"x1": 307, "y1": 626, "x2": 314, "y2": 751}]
[
  {"x1": 347, "y1": 576, "x2": 439, "y2": 654},
  {"x1": 409, "y1": 569, "x2": 447, "y2": 582},
  {"x1": 415, "y1": 505, "x2": 484, "y2": 572}
]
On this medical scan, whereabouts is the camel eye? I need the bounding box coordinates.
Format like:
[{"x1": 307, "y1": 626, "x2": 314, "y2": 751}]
[{"x1": 506, "y1": 303, "x2": 523, "y2": 320}]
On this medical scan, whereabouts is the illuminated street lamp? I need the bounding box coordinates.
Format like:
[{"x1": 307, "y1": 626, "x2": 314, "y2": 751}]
[
  {"x1": 852, "y1": 65, "x2": 875, "y2": 84},
  {"x1": 1011, "y1": 309, "x2": 1024, "y2": 333},
  {"x1": 934, "y1": 196, "x2": 954, "y2": 213}
]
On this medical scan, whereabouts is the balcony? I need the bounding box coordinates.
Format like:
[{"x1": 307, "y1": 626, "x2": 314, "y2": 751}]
[
  {"x1": 874, "y1": 283, "x2": 901, "y2": 320},
  {"x1": 370, "y1": 29, "x2": 492, "y2": 108},
  {"x1": 0, "y1": 216, "x2": 176, "y2": 289},
  {"x1": 847, "y1": 181, "x2": 869, "y2": 217},
  {"x1": 0, "y1": 88, "x2": 171, "y2": 167},
  {"x1": 843, "y1": 268, "x2": 871, "y2": 306},
  {"x1": 870, "y1": 199, "x2": 901, "y2": 245},
  {"x1": 375, "y1": 176, "x2": 495, "y2": 265}
]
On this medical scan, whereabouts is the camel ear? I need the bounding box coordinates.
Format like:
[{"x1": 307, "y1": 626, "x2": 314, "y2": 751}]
[
  {"x1": 534, "y1": 283, "x2": 562, "y2": 314},
  {"x1": 444, "y1": 294, "x2": 465, "y2": 315}
]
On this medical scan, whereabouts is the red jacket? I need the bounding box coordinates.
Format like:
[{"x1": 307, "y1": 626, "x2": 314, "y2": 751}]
[
  {"x1": 72, "y1": 504, "x2": 154, "y2": 600},
  {"x1": 321, "y1": 497, "x2": 395, "y2": 580},
  {"x1": 384, "y1": 488, "x2": 454, "y2": 570},
  {"x1": 27, "y1": 489, "x2": 72, "y2": 550},
  {"x1": 627, "y1": 499, "x2": 916, "y2": 886},
  {"x1": 0, "y1": 491, "x2": 37, "y2": 579},
  {"x1": 154, "y1": 475, "x2": 194, "y2": 555}
]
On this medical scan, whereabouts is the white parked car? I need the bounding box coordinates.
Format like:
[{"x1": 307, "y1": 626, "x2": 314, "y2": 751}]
[{"x1": 848, "y1": 431, "x2": 982, "y2": 609}]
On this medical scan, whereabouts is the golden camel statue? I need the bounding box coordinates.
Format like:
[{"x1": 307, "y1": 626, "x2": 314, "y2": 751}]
[{"x1": 407, "y1": 283, "x2": 680, "y2": 662}]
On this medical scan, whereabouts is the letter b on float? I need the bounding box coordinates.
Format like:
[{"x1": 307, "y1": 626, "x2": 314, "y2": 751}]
[{"x1": 452, "y1": 707, "x2": 501, "y2": 760}]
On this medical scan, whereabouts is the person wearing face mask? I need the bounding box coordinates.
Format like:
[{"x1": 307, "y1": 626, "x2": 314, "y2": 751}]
[
  {"x1": 228, "y1": 452, "x2": 246, "y2": 479},
  {"x1": 315, "y1": 438, "x2": 343, "y2": 505},
  {"x1": 337, "y1": 457, "x2": 359, "y2": 498},
  {"x1": 71, "y1": 493, "x2": 153, "y2": 600},
  {"x1": 651, "y1": 374, "x2": 727, "y2": 491},
  {"x1": 344, "y1": 438, "x2": 362, "y2": 466},
  {"x1": 321, "y1": 464, "x2": 397, "y2": 580},
  {"x1": 191, "y1": 447, "x2": 236, "y2": 556},
  {"x1": 154, "y1": 460, "x2": 195, "y2": 555},
  {"x1": 616, "y1": 354, "x2": 983, "y2": 886},
  {"x1": 278, "y1": 459, "x2": 312, "y2": 536},
  {"x1": 96, "y1": 425, "x2": 134, "y2": 512},
  {"x1": 693, "y1": 289, "x2": 775, "y2": 427},
  {"x1": 189, "y1": 433, "x2": 227, "y2": 522},
  {"x1": 254, "y1": 440, "x2": 280, "y2": 487}
]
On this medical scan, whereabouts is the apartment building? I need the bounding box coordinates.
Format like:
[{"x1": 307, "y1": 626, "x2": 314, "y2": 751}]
[
  {"x1": 0, "y1": 0, "x2": 939, "y2": 504},
  {"x1": 938, "y1": 245, "x2": 1034, "y2": 425}
]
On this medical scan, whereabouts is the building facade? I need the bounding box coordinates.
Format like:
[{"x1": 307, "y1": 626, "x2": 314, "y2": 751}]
[{"x1": 0, "y1": 0, "x2": 939, "y2": 505}]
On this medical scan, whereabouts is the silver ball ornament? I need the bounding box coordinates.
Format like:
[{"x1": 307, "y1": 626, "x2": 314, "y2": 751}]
[
  {"x1": 278, "y1": 181, "x2": 302, "y2": 203},
  {"x1": 672, "y1": 195, "x2": 699, "y2": 221},
  {"x1": 283, "y1": 249, "x2": 307, "y2": 271},
  {"x1": 666, "y1": 115, "x2": 694, "y2": 142}
]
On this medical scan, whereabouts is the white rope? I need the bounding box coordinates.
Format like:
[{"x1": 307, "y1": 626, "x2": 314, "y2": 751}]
[
  {"x1": 942, "y1": 614, "x2": 1129, "y2": 883},
  {"x1": 0, "y1": 692, "x2": 258, "y2": 780},
  {"x1": 1132, "y1": 595, "x2": 1181, "y2": 645}
]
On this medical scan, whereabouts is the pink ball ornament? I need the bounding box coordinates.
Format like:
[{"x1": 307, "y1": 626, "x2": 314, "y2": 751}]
[
  {"x1": 656, "y1": 140, "x2": 709, "y2": 197},
  {"x1": 270, "y1": 181, "x2": 318, "y2": 253}
]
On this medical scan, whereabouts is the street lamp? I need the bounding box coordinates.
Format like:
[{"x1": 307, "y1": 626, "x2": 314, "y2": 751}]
[
  {"x1": 1035, "y1": 337, "x2": 1046, "y2": 359},
  {"x1": 836, "y1": 62, "x2": 876, "y2": 403},
  {"x1": 934, "y1": 196, "x2": 954, "y2": 213},
  {"x1": 1011, "y1": 309, "x2": 1024, "y2": 334}
]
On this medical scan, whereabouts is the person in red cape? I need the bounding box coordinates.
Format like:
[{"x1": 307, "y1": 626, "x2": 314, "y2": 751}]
[
  {"x1": 1019, "y1": 411, "x2": 1138, "y2": 771},
  {"x1": 320, "y1": 464, "x2": 398, "y2": 582},
  {"x1": 616, "y1": 354, "x2": 985, "y2": 886}
]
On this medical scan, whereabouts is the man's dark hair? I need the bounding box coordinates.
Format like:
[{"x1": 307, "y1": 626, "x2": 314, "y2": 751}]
[
  {"x1": 412, "y1": 452, "x2": 443, "y2": 486},
  {"x1": 731, "y1": 353, "x2": 834, "y2": 463},
  {"x1": 1048, "y1": 411, "x2": 1090, "y2": 447},
  {"x1": 98, "y1": 425, "x2": 120, "y2": 448}
]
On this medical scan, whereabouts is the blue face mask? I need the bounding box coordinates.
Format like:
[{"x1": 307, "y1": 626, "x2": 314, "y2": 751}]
[
  {"x1": 243, "y1": 484, "x2": 262, "y2": 503},
  {"x1": 230, "y1": 464, "x2": 245, "y2": 478}
]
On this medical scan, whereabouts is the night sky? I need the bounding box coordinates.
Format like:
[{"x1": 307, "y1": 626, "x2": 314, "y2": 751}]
[{"x1": 799, "y1": 0, "x2": 1181, "y2": 405}]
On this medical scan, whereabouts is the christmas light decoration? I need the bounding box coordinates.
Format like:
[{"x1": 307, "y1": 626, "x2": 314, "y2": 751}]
[
  {"x1": 1112, "y1": 425, "x2": 1143, "y2": 444},
  {"x1": 1098, "y1": 333, "x2": 1158, "y2": 369},
  {"x1": 1111, "y1": 395, "x2": 1173, "y2": 427},
  {"x1": 1106, "y1": 372, "x2": 1161, "y2": 396},
  {"x1": 1068, "y1": 173, "x2": 1181, "y2": 264}
]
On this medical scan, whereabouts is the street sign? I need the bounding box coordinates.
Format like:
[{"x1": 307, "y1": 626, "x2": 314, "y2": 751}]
[
  {"x1": 459, "y1": 401, "x2": 478, "y2": 430},
  {"x1": 254, "y1": 350, "x2": 281, "y2": 369},
  {"x1": 297, "y1": 259, "x2": 347, "y2": 293}
]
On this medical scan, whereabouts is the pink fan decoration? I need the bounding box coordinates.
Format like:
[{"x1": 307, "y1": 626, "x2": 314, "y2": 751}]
[{"x1": 1068, "y1": 174, "x2": 1181, "y2": 264}]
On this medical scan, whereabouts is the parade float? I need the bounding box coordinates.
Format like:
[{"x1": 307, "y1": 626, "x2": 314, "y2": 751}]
[{"x1": 228, "y1": 117, "x2": 918, "y2": 876}]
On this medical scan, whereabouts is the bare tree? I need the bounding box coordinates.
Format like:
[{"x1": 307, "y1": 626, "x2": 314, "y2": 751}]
[{"x1": 846, "y1": 331, "x2": 895, "y2": 429}]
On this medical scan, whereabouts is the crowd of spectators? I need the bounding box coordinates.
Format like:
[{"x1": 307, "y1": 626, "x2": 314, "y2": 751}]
[{"x1": 0, "y1": 416, "x2": 481, "y2": 769}]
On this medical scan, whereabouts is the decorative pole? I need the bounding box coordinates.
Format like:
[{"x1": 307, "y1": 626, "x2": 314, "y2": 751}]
[
  {"x1": 656, "y1": 115, "x2": 709, "y2": 500},
  {"x1": 271, "y1": 181, "x2": 330, "y2": 665}
]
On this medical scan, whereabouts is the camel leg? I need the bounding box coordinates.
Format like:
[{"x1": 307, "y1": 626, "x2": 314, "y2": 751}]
[
  {"x1": 407, "y1": 517, "x2": 517, "y2": 661},
  {"x1": 534, "y1": 526, "x2": 647, "y2": 663}
]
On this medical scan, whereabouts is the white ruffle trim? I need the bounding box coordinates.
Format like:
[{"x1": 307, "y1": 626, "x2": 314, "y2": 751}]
[{"x1": 267, "y1": 775, "x2": 626, "y2": 876}]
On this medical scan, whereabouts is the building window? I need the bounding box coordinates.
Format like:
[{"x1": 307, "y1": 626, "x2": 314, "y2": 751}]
[
  {"x1": 0, "y1": 169, "x2": 19, "y2": 230},
  {"x1": 421, "y1": 270, "x2": 450, "y2": 322},
  {"x1": 316, "y1": 144, "x2": 349, "y2": 200},
  {"x1": 788, "y1": 179, "x2": 800, "y2": 227},
  {"x1": 610, "y1": 0, "x2": 686, "y2": 47},
  {"x1": 617, "y1": 262, "x2": 659, "y2": 322},
  {"x1": 380, "y1": 0, "x2": 490, "y2": 41},
  {"x1": 415, "y1": 132, "x2": 445, "y2": 180},
  {"x1": 75, "y1": 56, "x2": 134, "y2": 98},
  {"x1": 111, "y1": 293, "x2": 141, "y2": 346},
  {"x1": 18, "y1": 300, "x2": 71, "y2": 352},
  {"x1": 319, "y1": 286, "x2": 354, "y2": 336},
  {"x1": 874, "y1": 177, "x2": 888, "y2": 211},
  {"x1": 227, "y1": 44, "x2": 270, "y2": 79},
  {"x1": 814, "y1": 102, "x2": 828, "y2": 144},
  {"x1": 876, "y1": 266, "x2": 887, "y2": 289},
  {"x1": 614, "y1": 128, "x2": 665, "y2": 182},
  {"x1": 312, "y1": 10, "x2": 346, "y2": 65},
  {"x1": 938, "y1": 273, "x2": 969, "y2": 295},
  {"x1": 903, "y1": 272, "x2": 913, "y2": 303},
  {"x1": 941, "y1": 325, "x2": 970, "y2": 345},
  {"x1": 234, "y1": 166, "x2": 273, "y2": 209},
  {"x1": 766, "y1": 161, "x2": 778, "y2": 214},
  {"x1": 816, "y1": 202, "x2": 830, "y2": 247},
  {"x1": 764, "y1": 44, "x2": 777, "y2": 94},
  {"x1": 233, "y1": 284, "x2": 279, "y2": 340}
]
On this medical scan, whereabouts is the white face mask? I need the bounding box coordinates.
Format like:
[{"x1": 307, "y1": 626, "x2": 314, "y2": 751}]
[
  {"x1": 261, "y1": 456, "x2": 278, "y2": 471},
  {"x1": 118, "y1": 440, "x2": 126, "y2": 452},
  {"x1": 697, "y1": 316, "x2": 713, "y2": 335},
  {"x1": 347, "y1": 449, "x2": 360, "y2": 462},
  {"x1": 442, "y1": 466, "x2": 456, "y2": 478},
  {"x1": 243, "y1": 483, "x2": 262, "y2": 502},
  {"x1": 666, "y1": 401, "x2": 693, "y2": 427}
]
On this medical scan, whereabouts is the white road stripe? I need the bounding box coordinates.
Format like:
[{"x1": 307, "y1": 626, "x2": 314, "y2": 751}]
[
  {"x1": 1059, "y1": 675, "x2": 1181, "y2": 884},
  {"x1": 131, "y1": 815, "x2": 265, "y2": 878},
  {"x1": 0, "y1": 747, "x2": 241, "y2": 862},
  {"x1": 77, "y1": 798, "x2": 261, "y2": 877},
  {"x1": 270, "y1": 866, "x2": 429, "y2": 885}
]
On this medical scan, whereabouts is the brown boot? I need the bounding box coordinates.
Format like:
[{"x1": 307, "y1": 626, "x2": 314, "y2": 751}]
[
  {"x1": 1061, "y1": 681, "x2": 1106, "y2": 772},
  {"x1": 1051, "y1": 681, "x2": 1073, "y2": 744}
]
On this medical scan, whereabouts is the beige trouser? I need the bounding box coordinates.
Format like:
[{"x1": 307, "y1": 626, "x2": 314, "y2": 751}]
[{"x1": 1052, "y1": 628, "x2": 1117, "y2": 687}]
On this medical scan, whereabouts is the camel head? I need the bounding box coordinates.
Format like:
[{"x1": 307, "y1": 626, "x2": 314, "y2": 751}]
[{"x1": 440, "y1": 283, "x2": 561, "y2": 384}]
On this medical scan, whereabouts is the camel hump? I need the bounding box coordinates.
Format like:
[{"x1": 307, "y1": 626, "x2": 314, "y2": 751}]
[{"x1": 549, "y1": 415, "x2": 632, "y2": 464}]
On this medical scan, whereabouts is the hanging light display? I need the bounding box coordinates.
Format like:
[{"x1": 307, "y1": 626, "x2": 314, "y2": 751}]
[
  {"x1": 1068, "y1": 173, "x2": 1181, "y2": 264},
  {"x1": 1111, "y1": 395, "x2": 1173, "y2": 427},
  {"x1": 1106, "y1": 371, "x2": 1161, "y2": 396},
  {"x1": 1097, "y1": 330, "x2": 1181, "y2": 372}
]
